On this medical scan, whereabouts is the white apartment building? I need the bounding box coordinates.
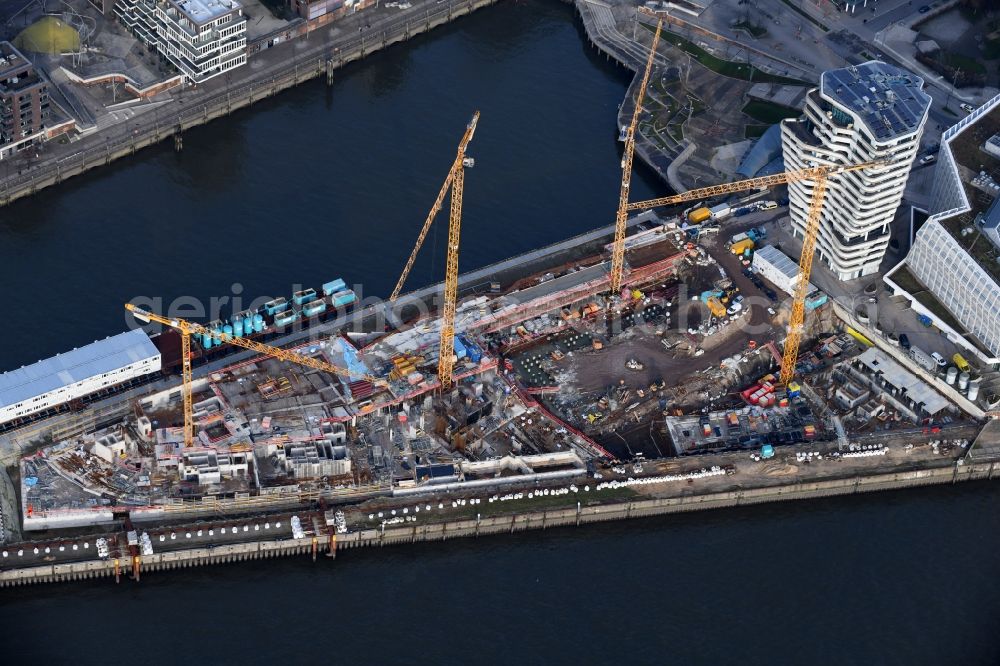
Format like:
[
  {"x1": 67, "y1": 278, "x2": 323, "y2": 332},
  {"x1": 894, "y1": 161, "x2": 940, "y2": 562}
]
[
  {"x1": 0, "y1": 328, "x2": 161, "y2": 424},
  {"x1": 116, "y1": 0, "x2": 246, "y2": 83},
  {"x1": 886, "y1": 94, "x2": 1000, "y2": 366},
  {"x1": 781, "y1": 61, "x2": 931, "y2": 280}
]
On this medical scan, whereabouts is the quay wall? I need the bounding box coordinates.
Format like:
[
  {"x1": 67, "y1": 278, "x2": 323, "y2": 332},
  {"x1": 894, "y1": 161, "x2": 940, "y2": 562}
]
[
  {"x1": 0, "y1": 0, "x2": 499, "y2": 207},
  {"x1": 3, "y1": 458, "x2": 998, "y2": 587}
]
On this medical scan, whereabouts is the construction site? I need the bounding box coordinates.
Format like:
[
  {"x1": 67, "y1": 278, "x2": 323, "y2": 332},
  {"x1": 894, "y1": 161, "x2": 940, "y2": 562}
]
[{"x1": 1, "y1": 12, "x2": 999, "y2": 584}]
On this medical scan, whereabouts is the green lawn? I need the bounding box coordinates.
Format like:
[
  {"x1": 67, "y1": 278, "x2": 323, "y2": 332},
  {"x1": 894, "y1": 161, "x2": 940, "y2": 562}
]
[
  {"x1": 641, "y1": 25, "x2": 811, "y2": 86},
  {"x1": 742, "y1": 100, "x2": 800, "y2": 124},
  {"x1": 890, "y1": 265, "x2": 963, "y2": 333},
  {"x1": 940, "y1": 51, "x2": 988, "y2": 75}
]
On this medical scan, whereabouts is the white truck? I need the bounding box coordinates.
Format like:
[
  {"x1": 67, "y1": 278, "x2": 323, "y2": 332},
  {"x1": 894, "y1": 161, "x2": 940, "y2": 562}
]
[{"x1": 909, "y1": 346, "x2": 938, "y2": 373}]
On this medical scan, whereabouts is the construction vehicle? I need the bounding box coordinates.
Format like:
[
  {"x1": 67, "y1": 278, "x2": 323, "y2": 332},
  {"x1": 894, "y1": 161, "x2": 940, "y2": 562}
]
[
  {"x1": 688, "y1": 207, "x2": 711, "y2": 223},
  {"x1": 126, "y1": 304, "x2": 385, "y2": 448},
  {"x1": 706, "y1": 297, "x2": 727, "y2": 319},
  {"x1": 625, "y1": 358, "x2": 644, "y2": 371},
  {"x1": 730, "y1": 239, "x2": 755, "y2": 256},
  {"x1": 624, "y1": 160, "x2": 882, "y2": 384},
  {"x1": 953, "y1": 353, "x2": 971, "y2": 373}
]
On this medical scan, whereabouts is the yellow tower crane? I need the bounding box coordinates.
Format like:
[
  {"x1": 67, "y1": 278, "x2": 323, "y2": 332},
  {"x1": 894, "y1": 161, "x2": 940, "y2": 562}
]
[
  {"x1": 624, "y1": 160, "x2": 882, "y2": 384},
  {"x1": 610, "y1": 19, "x2": 662, "y2": 295},
  {"x1": 390, "y1": 111, "x2": 480, "y2": 302},
  {"x1": 126, "y1": 303, "x2": 385, "y2": 448},
  {"x1": 437, "y1": 113, "x2": 479, "y2": 392}
]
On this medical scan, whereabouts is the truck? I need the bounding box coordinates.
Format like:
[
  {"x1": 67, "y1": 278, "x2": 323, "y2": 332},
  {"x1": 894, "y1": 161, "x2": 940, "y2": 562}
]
[
  {"x1": 706, "y1": 296, "x2": 727, "y2": 318},
  {"x1": 910, "y1": 346, "x2": 937, "y2": 373},
  {"x1": 688, "y1": 207, "x2": 711, "y2": 224},
  {"x1": 730, "y1": 239, "x2": 755, "y2": 255},
  {"x1": 730, "y1": 232, "x2": 749, "y2": 245},
  {"x1": 709, "y1": 203, "x2": 731, "y2": 220},
  {"x1": 953, "y1": 353, "x2": 971, "y2": 373}
]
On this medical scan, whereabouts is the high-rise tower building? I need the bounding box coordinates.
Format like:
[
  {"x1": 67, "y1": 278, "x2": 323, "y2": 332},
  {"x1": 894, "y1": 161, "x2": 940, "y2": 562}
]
[{"x1": 781, "y1": 61, "x2": 931, "y2": 280}]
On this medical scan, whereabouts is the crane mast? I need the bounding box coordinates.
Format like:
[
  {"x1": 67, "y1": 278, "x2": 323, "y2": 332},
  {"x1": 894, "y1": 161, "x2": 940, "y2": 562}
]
[
  {"x1": 438, "y1": 164, "x2": 465, "y2": 391},
  {"x1": 779, "y1": 173, "x2": 829, "y2": 385},
  {"x1": 610, "y1": 19, "x2": 662, "y2": 294},
  {"x1": 390, "y1": 112, "x2": 480, "y2": 302}
]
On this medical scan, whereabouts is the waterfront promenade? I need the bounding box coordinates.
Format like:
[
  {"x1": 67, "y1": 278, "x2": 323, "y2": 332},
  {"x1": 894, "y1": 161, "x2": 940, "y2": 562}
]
[{"x1": 0, "y1": 0, "x2": 499, "y2": 205}]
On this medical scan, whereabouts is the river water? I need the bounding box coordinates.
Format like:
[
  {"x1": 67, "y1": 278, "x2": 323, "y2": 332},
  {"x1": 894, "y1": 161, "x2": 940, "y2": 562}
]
[{"x1": 1, "y1": 2, "x2": 999, "y2": 663}]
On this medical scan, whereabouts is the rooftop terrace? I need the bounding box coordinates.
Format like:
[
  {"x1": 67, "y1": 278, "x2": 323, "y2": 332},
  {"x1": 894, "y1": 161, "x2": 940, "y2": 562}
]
[
  {"x1": 168, "y1": 0, "x2": 242, "y2": 25},
  {"x1": 937, "y1": 103, "x2": 1000, "y2": 286}
]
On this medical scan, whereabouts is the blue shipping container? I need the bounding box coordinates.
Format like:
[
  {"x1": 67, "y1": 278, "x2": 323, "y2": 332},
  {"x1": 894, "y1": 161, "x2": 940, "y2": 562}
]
[
  {"x1": 459, "y1": 336, "x2": 482, "y2": 363},
  {"x1": 265, "y1": 298, "x2": 288, "y2": 316},
  {"x1": 805, "y1": 292, "x2": 828, "y2": 311},
  {"x1": 332, "y1": 290, "x2": 357, "y2": 307},
  {"x1": 322, "y1": 278, "x2": 347, "y2": 296},
  {"x1": 303, "y1": 301, "x2": 327, "y2": 317},
  {"x1": 293, "y1": 288, "x2": 317, "y2": 306}
]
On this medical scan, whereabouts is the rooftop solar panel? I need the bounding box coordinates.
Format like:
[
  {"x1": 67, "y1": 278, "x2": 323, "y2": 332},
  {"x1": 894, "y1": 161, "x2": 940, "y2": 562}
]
[{"x1": 821, "y1": 62, "x2": 931, "y2": 141}]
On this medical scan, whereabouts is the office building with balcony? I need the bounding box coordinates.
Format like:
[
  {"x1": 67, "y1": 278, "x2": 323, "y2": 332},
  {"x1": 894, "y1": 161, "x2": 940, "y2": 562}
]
[
  {"x1": 781, "y1": 61, "x2": 931, "y2": 281},
  {"x1": 116, "y1": 0, "x2": 246, "y2": 83},
  {"x1": 885, "y1": 95, "x2": 1000, "y2": 367},
  {"x1": 0, "y1": 41, "x2": 50, "y2": 159}
]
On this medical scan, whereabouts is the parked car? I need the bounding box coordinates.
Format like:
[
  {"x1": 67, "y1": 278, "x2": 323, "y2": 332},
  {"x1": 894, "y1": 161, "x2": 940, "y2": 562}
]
[
  {"x1": 960, "y1": 103, "x2": 975, "y2": 113},
  {"x1": 767, "y1": 307, "x2": 776, "y2": 316},
  {"x1": 918, "y1": 4, "x2": 930, "y2": 12},
  {"x1": 899, "y1": 333, "x2": 911, "y2": 350},
  {"x1": 920, "y1": 154, "x2": 936, "y2": 165},
  {"x1": 930, "y1": 351, "x2": 948, "y2": 368}
]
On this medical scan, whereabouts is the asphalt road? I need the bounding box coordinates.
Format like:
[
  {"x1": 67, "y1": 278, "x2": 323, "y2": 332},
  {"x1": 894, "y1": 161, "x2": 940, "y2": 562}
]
[{"x1": 0, "y1": 0, "x2": 488, "y2": 196}]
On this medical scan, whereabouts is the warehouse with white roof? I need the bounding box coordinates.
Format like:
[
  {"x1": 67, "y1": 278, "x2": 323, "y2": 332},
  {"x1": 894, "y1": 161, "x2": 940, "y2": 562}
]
[
  {"x1": 751, "y1": 245, "x2": 816, "y2": 296},
  {"x1": 0, "y1": 328, "x2": 161, "y2": 425}
]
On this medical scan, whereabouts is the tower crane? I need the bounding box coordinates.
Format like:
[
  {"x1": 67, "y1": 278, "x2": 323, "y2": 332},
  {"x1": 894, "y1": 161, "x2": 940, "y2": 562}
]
[
  {"x1": 610, "y1": 19, "x2": 662, "y2": 295},
  {"x1": 437, "y1": 113, "x2": 479, "y2": 392},
  {"x1": 126, "y1": 303, "x2": 386, "y2": 448},
  {"x1": 622, "y1": 160, "x2": 882, "y2": 384},
  {"x1": 390, "y1": 112, "x2": 480, "y2": 302}
]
